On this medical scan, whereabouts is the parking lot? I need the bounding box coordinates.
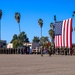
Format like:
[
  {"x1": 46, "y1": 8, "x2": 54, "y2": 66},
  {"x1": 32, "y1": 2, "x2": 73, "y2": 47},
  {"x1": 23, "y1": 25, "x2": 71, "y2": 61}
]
[{"x1": 0, "y1": 54, "x2": 75, "y2": 75}]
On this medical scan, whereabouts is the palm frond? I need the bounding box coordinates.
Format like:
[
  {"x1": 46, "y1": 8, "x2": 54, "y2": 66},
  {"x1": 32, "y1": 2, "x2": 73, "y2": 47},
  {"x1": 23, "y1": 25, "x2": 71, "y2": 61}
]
[
  {"x1": 54, "y1": 15, "x2": 56, "y2": 22},
  {"x1": 38, "y1": 18, "x2": 43, "y2": 28},
  {"x1": 0, "y1": 10, "x2": 2, "y2": 20},
  {"x1": 48, "y1": 29, "x2": 54, "y2": 38},
  {"x1": 72, "y1": 14, "x2": 74, "y2": 17},
  {"x1": 72, "y1": 11, "x2": 75, "y2": 17},
  {"x1": 50, "y1": 22, "x2": 54, "y2": 29},
  {"x1": 15, "y1": 12, "x2": 21, "y2": 23},
  {"x1": 73, "y1": 11, "x2": 75, "y2": 14}
]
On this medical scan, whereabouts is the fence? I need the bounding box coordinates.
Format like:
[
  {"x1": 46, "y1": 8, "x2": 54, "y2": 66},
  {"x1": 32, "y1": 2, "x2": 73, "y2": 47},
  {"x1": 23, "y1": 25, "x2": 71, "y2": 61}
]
[{"x1": 0, "y1": 48, "x2": 29, "y2": 54}]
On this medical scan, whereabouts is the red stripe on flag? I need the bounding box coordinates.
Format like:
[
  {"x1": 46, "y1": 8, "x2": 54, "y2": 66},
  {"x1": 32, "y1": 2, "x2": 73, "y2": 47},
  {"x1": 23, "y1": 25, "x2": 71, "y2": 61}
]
[
  {"x1": 68, "y1": 18, "x2": 72, "y2": 48},
  {"x1": 57, "y1": 36, "x2": 59, "y2": 48},
  {"x1": 65, "y1": 19, "x2": 68, "y2": 48},
  {"x1": 55, "y1": 36, "x2": 57, "y2": 48},
  {"x1": 62, "y1": 20, "x2": 66, "y2": 47},
  {"x1": 70, "y1": 18, "x2": 72, "y2": 48},
  {"x1": 59, "y1": 35, "x2": 62, "y2": 48}
]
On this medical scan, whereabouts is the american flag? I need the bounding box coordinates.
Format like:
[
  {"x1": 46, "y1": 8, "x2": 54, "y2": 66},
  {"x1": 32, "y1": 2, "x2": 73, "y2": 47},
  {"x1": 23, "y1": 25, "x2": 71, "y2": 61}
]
[{"x1": 55, "y1": 18, "x2": 72, "y2": 48}]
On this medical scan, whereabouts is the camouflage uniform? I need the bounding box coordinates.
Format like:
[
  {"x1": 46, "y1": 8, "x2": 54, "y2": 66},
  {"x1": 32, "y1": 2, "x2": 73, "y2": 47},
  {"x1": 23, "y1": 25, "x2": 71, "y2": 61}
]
[{"x1": 48, "y1": 46, "x2": 52, "y2": 56}]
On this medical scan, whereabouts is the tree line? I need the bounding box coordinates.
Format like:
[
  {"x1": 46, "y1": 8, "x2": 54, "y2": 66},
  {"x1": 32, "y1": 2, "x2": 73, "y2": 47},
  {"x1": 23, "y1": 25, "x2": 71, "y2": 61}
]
[{"x1": 0, "y1": 9, "x2": 75, "y2": 49}]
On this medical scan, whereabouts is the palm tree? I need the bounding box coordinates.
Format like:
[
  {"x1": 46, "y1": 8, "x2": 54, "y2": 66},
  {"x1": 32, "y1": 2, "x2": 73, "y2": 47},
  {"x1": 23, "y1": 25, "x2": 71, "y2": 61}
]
[
  {"x1": 72, "y1": 11, "x2": 75, "y2": 18},
  {"x1": 15, "y1": 12, "x2": 21, "y2": 47},
  {"x1": 0, "y1": 10, "x2": 2, "y2": 40},
  {"x1": 50, "y1": 22, "x2": 54, "y2": 30},
  {"x1": 15, "y1": 12, "x2": 21, "y2": 34},
  {"x1": 38, "y1": 18, "x2": 43, "y2": 37},
  {"x1": 49, "y1": 22, "x2": 55, "y2": 46},
  {"x1": 48, "y1": 29, "x2": 55, "y2": 46},
  {"x1": 54, "y1": 15, "x2": 56, "y2": 22},
  {"x1": 38, "y1": 18, "x2": 43, "y2": 56}
]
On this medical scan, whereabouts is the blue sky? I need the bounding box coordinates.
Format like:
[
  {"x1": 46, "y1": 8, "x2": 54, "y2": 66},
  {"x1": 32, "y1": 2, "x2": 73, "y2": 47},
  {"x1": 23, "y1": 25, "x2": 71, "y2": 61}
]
[{"x1": 0, "y1": 0, "x2": 75, "y2": 43}]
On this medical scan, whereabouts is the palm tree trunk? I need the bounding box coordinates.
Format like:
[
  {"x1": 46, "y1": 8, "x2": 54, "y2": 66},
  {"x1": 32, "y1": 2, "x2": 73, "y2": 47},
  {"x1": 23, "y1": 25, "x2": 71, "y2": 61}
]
[
  {"x1": 41, "y1": 46, "x2": 43, "y2": 56},
  {"x1": 18, "y1": 23, "x2": 21, "y2": 47},
  {"x1": 41, "y1": 27, "x2": 43, "y2": 56},
  {"x1": 18, "y1": 23, "x2": 21, "y2": 34},
  {"x1": 51, "y1": 37, "x2": 54, "y2": 46},
  {"x1": 41, "y1": 27, "x2": 42, "y2": 37},
  {"x1": 0, "y1": 20, "x2": 1, "y2": 40}
]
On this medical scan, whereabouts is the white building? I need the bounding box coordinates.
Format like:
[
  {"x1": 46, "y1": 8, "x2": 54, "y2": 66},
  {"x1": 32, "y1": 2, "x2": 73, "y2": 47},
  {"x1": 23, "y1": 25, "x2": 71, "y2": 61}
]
[
  {"x1": 7, "y1": 42, "x2": 40, "y2": 49},
  {"x1": 23, "y1": 42, "x2": 40, "y2": 49},
  {"x1": 7, "y1": 43, "x2": 13, "y2": 48}
]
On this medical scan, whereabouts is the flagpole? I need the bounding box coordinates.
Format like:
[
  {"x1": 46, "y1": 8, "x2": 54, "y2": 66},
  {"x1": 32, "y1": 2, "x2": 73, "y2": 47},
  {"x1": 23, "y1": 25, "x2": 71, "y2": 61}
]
[{"x1": 0, "y1": 20, "x2": 1, "y2": 41}]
